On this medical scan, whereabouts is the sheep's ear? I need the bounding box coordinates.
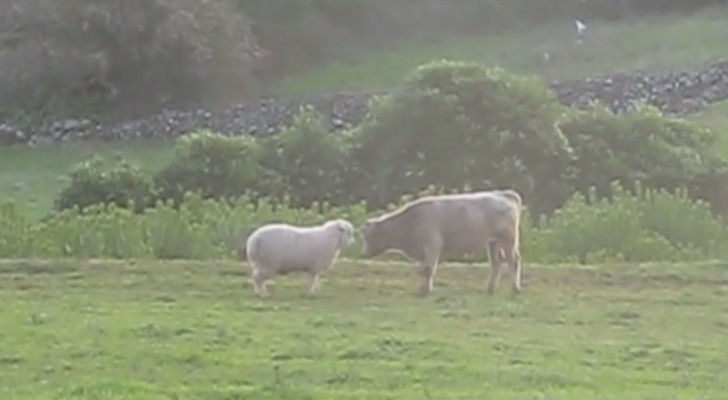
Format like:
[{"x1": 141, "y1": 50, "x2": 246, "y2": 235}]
[{"x1": 336, "y1": 221, "x2": 351, "y2": 233}]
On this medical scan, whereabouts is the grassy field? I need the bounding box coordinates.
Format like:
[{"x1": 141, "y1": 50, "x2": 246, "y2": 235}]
[
  {"x1": 1, "y1": 259, "x2": 727, "y2": 399},
  {"x1": 2, "y1": 6, "x2": 728, "y2": 220}
]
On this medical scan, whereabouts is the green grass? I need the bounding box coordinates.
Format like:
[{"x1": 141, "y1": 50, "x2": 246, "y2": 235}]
[
  {"x1": 274, "y1": 6, "x2": 728, "y2": 95},
  {"x1": 1, "y1": 259, "x2": 727, "y2": 399},
  {"x1": 0, "y1": 139, "x2": 174, "y2": 220}
]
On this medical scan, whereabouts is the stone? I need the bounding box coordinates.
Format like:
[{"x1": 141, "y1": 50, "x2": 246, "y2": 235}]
[{"x1": 11, "y1": 58, "x2": 728, "y2": 146}]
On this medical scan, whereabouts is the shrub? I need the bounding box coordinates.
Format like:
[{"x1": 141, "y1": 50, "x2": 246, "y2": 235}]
[
  {"x1": 54, "y1": 156, "x2": 155, "y2": 213},
  {"x1": 256, "y1": 107, "x2": 352, "y2": 209},
  {"x1": 4, "y1": 181, "x2": 727, "y2": 263},
  {"x1": 153, "y1": 131, "x2": 271, "y2": 205},
  {"x1": 0, "y1": 0, "x2": 264, "y2": 119},
  {"x1": 349, "y1": 59, "x2": 574, "y2": 213},
  {"x1": 540, "y1": 181, "x2": 728, "y2": 263},
  {"x1": 560, "y1": 103, "x2": 728, "y2": 215},
  {"x1": 1, "y1": 193, "x2": 371, "y2": 260}
]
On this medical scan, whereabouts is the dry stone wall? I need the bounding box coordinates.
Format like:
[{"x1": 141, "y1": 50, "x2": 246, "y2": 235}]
[{"x1": 3, "y1": 59, "x2": 728, "y2": 146}]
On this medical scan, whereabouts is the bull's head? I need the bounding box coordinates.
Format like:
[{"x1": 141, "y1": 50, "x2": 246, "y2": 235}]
[{"x1": 360, "y1": 219, "x2": 386, "y2": 259}]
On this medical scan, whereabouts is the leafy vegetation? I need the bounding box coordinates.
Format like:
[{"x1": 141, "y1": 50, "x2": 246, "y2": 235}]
[
  {"x1": 2, "y1": 258, "x2": 728, "y2": 399},
  {"x1": 560, "y1": 103, "x2": 728, "y2": 217},
  {"x1": 348, "y1": 61, "x2": 574, "y2": 214},
  {"x1": 0, "y1": 0, "x2": 264, "y2": 121},
  {"x1": 55, "y1": 156, "x2": 155, "y2": 213},
  {"x1": 2, "y1": 181, "x2": 727, "y2": 263},
  {"x1": 0, "y1": 60, "x2": 722, "y2": 273},
  {"x1": 153, "y1": 131, "x2": 266, "y2": 206},
  {"x1": 2, "y1": 0, "x2": 728, "y2": 120}
]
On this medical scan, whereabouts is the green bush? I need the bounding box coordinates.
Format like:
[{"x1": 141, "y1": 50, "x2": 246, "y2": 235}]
[
  {"x1": 3, "y1": 182, "x2": 726, "y2": 263},
  {"x1": 538, "y1": 181, "x2": 728, "y2": 264},
  {"x1": 562, "y1": 104, "x2": 720, "y2": 193},
  {"x1": 153, "y1": 131, "x2": 270, "y2": 205},
  {"x1": 256, "y1": 107, "x2": 353, "y2": 209},
  {"x1": 349, "y1": 59, "x2": 574, "y2": 213},
  {"x1": 560, "y1": 103, "x2": 728, "y2": 216},
  {"x1": 54, "y1": 156, "x2": 155, "y2": 213},
  {"x1": 0, "y1": 0, "x2": 264, "y2": 120}
]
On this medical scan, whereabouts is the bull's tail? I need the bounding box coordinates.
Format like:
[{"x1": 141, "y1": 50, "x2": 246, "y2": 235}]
[
  {"x1": 236, "y1": 242, "x2": 247, "y2": 261},
  {"x1": 238, "y1": 233, "x2": 257, "y2": 263}
]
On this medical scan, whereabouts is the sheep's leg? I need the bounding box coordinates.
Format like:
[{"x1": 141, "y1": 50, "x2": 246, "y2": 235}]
[
  {"x1": 485, "y1": 241, "x2": 503, "y2": 295},
  {"x1": 308, "y1": 273, "x2": 321, "y2": 295},
  {"x1": 251, "y1": 268, "x2": 270, "y2": 298}
]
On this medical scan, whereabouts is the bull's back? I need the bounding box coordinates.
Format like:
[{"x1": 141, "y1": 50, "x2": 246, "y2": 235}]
[{"x1": 416, "y1": 194, "x2": 516, "y2": 252}]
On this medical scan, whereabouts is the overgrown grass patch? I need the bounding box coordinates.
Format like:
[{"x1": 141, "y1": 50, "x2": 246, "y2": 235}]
[{"x1": 1, "y1": 259, "x2": 727, "y2": 399}]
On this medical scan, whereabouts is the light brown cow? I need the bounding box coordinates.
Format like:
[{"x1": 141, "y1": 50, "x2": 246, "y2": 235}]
[{"x1": 361, "y1": 189, "x2": 523, "y2": 296}]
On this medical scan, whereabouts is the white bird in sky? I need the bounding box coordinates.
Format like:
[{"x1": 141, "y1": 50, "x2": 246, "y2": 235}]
[{"x1": 574, "y1": 19, "x2": 586, "y2": 44}]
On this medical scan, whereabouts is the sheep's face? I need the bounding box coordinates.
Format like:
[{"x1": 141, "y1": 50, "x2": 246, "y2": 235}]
[
  {"x1": 333, "y1": 219, "x2": 355, "y2": 247},
  {"x1": 361, "y1": 220, "x2": 386, "y2": 259}
]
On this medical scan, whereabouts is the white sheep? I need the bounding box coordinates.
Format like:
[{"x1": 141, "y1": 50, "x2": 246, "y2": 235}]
[{"x1": 243, "y1": 218, "x2": 356, "y2": 297}]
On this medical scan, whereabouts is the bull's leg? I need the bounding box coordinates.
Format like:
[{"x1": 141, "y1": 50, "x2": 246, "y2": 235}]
[
  {"x1": 307, "y1": 272, "x2": 321, "y2": 295},
  {"x1": 417, "y1": 249, "x2": 440, "y2": 297},
  {"x1": 503, "y1": 244, "x2": 522, "y2": 294},
  {"x1": 251, "y1": 268, "x2": 271, "y2": 298},
  {"x1": 485, "y1": 241, "x2": 503, "y2": 295}
]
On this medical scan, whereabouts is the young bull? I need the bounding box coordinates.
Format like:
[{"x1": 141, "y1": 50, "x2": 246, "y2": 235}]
[
  {"x1": 361, "y1": 189, "x2": 523, "y2": 296},
  {"x1": 243, "y1": 219, "x2": 356, "y2": 298}
]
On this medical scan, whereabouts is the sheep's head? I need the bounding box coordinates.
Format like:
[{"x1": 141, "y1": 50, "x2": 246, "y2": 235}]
[{"x1": 329, "y1": 219, "x2": 355, "y2": 247}]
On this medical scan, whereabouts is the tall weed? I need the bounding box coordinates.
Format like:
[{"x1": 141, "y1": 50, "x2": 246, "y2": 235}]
[{"x1": 1, "y1": 183, "x2": 726, "y2": 264}]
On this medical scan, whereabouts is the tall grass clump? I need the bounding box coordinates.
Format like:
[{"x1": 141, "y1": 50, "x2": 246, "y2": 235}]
[
  {"x1": 538, "y1": 181, "x2": 728, "y2": 264},
  {"x1": 2, "y1": 183, "x2": 727, "y2": 263}
]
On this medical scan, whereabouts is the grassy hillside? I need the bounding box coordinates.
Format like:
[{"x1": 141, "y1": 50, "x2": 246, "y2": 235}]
[
  {"x1": 273, "y1": 6, "x2": 728, "y2": 95},
  {"x1": 2, "y1": 7, "x2": 728, "y2": 220},
  {"x1": 1, "y1": 259, "x2": 727, "y2": 399},
  {"x1": 0, "y1": 140, "x2": 172, "y2": 220}
]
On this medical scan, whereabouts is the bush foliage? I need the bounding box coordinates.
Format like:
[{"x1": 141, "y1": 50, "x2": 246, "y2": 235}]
[
  {"x1": 2, "y1": 0, "x2": 723, "y2": 119},
  {"x1": 55, "y1": 156, "x2": 154, "y2": 213},
  {"x1": 0, "y1": 0, "x2": 264, "y2": 119},
  {"x1": 256, "y1": 108, "x2": 354, "y2": 209},
  {"x1": 348, "y1": 60, "x2": 574, "y2": 213},
  {"x1": 4, "y1": 183, "x2": 727, "y2": 263},
  {"x1": 153, "y1": 131, "x2": 268, "y2": 206},
  {"x1": 40, "y1": 59, "x2": 728, "y2": 265},
  {"x1": 55, "y1": 60, "x2": 728, "y2": 221}
]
